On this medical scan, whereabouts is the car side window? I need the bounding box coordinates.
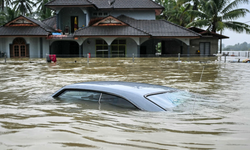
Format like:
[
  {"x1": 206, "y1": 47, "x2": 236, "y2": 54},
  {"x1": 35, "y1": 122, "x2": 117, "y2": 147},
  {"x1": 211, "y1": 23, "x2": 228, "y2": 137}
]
[
  {"x1": 58, "y1": 90, "x2": 137, "y2": 110},
  {"x1": 59, "y1": 90, "x2": 101, "y2": 101},
  {"x1": 101, "y1": 93, "x2": 137, "y2": 109}
]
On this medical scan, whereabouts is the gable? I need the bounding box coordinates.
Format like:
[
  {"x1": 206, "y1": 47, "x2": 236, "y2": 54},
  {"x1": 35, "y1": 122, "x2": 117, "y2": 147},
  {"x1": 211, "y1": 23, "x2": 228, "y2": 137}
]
[
  {"x1": 5, "y1": 16, "x2": 38, "y2": 27},
  {"x1": 92, "y1": 16, "x2": 127, "y2": 26}
]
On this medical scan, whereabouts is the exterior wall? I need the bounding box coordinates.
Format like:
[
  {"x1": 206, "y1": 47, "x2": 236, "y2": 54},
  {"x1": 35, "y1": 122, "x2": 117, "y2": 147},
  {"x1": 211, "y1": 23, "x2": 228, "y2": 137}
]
[
  {"x1": 0, "y1": 37, "x2": 50, "y2": 58},
  {"x1": 190, "y1": 37, "x2": 219, "y2": 55},
  {"x1": 42, "y1": 39, "x2": 50, "y2": 57},
  {"x1": 82, "y1": 38, "x2": 96, "y2": 57},
  {"x1": 0, "y1": 37, "x2": 15, "y2": 58},
  {"x1": 26, "y1": 37, "x2": 40, "y2": 58},
  {"x1": 126, "y1": 38, "x2": 137, "y2": 57},
  {"x1": 59, "y1": 7, "x2": 87, "y2": 32}
]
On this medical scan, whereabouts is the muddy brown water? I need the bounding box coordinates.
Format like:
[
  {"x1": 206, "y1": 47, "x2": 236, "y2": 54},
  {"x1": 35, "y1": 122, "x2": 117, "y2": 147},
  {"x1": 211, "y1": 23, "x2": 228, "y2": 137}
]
[{"x1": 0, "y1": 57, "x2": 250, "y2": 149}]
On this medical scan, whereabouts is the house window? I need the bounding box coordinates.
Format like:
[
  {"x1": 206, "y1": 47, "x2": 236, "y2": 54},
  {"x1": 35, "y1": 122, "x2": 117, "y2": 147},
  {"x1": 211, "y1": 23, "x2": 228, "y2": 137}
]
[
  {"x1": 11, "y1": 38, "x2": 29, "y2": 57},
  {"x1": 111, "y1": 40, "x2": 126, "y2": 57},
  {"x1": 199, "y1": 42, "x2": 210, "y2": 55},
  {"x1": 92, "y1": 12, "x2": 109, "y2": 17},
  {"x1": 96, "y1": 39, "x2": 108, "y2": 57}
]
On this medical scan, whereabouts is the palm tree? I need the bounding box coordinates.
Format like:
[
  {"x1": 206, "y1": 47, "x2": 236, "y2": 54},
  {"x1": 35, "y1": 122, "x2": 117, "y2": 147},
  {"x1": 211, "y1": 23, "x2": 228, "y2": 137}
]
[
  {"x1": 1, "y1": 0, "x2": 12, "y2": 11},
  {"x1": 12, "y1": 0, "x2": 35, "y2": 15},
  {"x1": 35, "y1": 0, "x2": 53, "y2": 20},
  {"x1": 0, "y1": 7, "x2": 20, "y2": 25},
  {"x1": 187, "y1": 0, "x2": 250, "y2": 33}
]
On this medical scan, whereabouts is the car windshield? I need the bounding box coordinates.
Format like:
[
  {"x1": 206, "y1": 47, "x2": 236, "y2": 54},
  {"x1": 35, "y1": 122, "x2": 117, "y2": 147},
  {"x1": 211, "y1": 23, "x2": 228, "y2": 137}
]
[{"x1": 146, "y1": 90, "x2": 191, "y2": 109}]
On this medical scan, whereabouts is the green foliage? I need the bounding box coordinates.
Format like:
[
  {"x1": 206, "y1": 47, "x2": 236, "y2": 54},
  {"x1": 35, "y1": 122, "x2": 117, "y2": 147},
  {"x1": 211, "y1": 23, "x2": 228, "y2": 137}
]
[
  {"x1": 156, "y1": 0, "x2": 193, "y2": 27},
  {"x1": 224, "y1": 42, "x2": 250, "y2": 51},
  {"x1": 155, "y1": 0, "x2": 250, "y2": 34},
  {"x1": 35, "y1": 0, "x2": 53, "y2": 20},
  {"x1": 12, "y1": 0, "x2": 35, "y2": 15},
  {"x1": 186, "y1": 0, "x2": 250, "y2": 33},
  {"x1": 0, "y1": 7, "x2": 20, "y2": 26}
]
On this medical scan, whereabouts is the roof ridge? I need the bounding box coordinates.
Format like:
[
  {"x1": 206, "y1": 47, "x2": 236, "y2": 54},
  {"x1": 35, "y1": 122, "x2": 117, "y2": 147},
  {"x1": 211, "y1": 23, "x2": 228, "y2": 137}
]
[
  {"x1": 45, "y1": 0, "x2": 56, "y2": 6},
  {"x1": 161, "y1": 19, "x2": 201, "y2": 36},
  {"x1": 149, "y1": 0, "x2": 165, "y2": 9},
  {"x1": 117, "y1": 15, "x2": 151, "y2": 35},
  {"x1": 42, "y1": 15, "x2": 56, "y2": 22},
  {"x1": 22, "y1": 15, "x2": 56, "y2": 33}
]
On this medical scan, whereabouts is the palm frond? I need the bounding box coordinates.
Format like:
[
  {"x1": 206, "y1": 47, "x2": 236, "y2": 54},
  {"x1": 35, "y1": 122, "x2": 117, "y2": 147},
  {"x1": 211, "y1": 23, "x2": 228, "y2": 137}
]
[
  {"x1": 224, "y1": 21, "x2": 250, "y2": 33},
  {"x1": 223, "y1": 8, "x2": 250, "y2": 20},
  {"x1": 222, "y1": 0, "x2": 249, "y2": 14}
]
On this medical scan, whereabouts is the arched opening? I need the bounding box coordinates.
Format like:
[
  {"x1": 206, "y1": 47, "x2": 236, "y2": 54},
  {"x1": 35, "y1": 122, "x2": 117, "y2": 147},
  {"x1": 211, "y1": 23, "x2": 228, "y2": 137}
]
[
  {"x1": 111, "y1": 39, "x2": 126, "y2": 57},
  {"x1": 10, "y1": 38, "x2": 29, "y2": 58},
  {"x1": 50, "y1": 41, "x2": 79, "y2": 57},
  {"x1": 140, "y1": 38, "x2": 186, "y2": 57},
  {"x1": 95, "y1": 39, "x2": 108, "y2": 57}
]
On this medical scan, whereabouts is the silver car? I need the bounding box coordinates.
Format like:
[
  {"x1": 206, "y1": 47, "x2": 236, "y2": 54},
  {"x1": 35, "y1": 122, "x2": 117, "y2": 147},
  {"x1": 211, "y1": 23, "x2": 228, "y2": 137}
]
[{"x1": 52, "y1": 81, "x2": 191, "y2": 111}]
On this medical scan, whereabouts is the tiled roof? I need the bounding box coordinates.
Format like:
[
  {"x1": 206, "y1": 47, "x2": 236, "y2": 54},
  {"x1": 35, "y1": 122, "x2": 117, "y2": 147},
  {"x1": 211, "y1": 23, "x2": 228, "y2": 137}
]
[
  {"x1": 0, "y1": 26, "x2": 50, "y2": 36},
  {"x1": 21, "y1": 16, "x2": 56, "y2": 33},
  {"x1": 74, "y1": 26, "x2": 149, "y2": 36},
  {"x1": 117, "y1": 15, "x2": 200, "y2": 37},
  {"x1": 189, "y1": 27, "x2": 229, "y2": 39},
  {"x1": 42, "y1": 16, "x2": 57, "y2": 30},
  {"x1": 0, "y1": 15, "x2": 56, "y2": 36},
  {"x1": 88, "y1": 0, "x2": 164, "y2": 9},
  {"x1": 46, "y1": 0, "x2": 92, "y2": 6},
  {"x1": 73, "y1": 15, "x2": 200, "y2": 37}
]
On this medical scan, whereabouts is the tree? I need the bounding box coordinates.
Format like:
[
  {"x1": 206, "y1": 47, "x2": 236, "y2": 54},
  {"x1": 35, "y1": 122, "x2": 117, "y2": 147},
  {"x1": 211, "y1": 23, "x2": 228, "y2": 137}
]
[
  {"x1": 35, "y1": 0, "x2": 53, "y2": 20},
  {"x1": 1, "y1": 0, "x2": 12, "y2": 11},
  {"x1": 187, "y1": 0, "x2": 250, "y2": 34},
  {"x1": 0, "y1": 7, "x2": 20, "y2": 25},
  {"x1": 155, "y1": 0, "x2": 193, "y2": 27},
  {"x1": 12, "y1": 0, "x2": 35, "y2": 15}
]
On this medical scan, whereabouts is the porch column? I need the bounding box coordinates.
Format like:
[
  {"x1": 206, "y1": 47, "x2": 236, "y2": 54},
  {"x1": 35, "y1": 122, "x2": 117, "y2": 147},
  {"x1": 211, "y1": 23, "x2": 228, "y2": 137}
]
[
  {"x1": 56, "y1": 13, "x2": 59, "y2": 29},
  {"x1": 108, "y1": 45, "x2": 111, "y2": 58},
  {"x1": 79, "y1": 45, "x2": 81, "y2": 57},
  {"x1": 137, "y1": 45, "x2": 140, "y2": 57},
  {"x1": 40, "y1": 37, "x2": 43, "y2": 58},
  {"x1": 187, "y1": 45, "x2": 190, "y2": 56}
]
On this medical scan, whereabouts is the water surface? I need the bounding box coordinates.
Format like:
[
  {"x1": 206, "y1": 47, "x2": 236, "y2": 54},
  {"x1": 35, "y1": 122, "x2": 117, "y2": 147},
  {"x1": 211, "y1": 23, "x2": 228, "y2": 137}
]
[{"x1": 0, "y1": 57, "x2": 250, "y2": 149}]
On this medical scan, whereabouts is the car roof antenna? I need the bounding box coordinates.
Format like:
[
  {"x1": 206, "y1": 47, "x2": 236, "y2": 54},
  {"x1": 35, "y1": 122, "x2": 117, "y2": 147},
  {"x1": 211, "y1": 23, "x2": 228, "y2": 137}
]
[{"x1": 192, "y1": 66, "x2": 205, "y2": 118}]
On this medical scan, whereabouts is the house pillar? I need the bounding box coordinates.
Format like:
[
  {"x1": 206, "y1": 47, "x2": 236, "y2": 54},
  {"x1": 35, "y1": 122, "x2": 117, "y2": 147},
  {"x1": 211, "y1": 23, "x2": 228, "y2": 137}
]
[
  {"x1": 187, "y1": 45, "x2": 190, "y2": 56},
  {"x1": 137, "y1": 45, "x2": 140, "y2": 57},
  {"x1": 79, "y1": 45, "x2": 81, "y2": 57},
  {"x1": 108, "y1": 45, "x2": 111, "y2": 58},
  {"x1": 40, "y1": 37, "x2": 43, "y2": 58},
  {"x1": 56, "y1": 13, "x2": 59, "y2": 29}
]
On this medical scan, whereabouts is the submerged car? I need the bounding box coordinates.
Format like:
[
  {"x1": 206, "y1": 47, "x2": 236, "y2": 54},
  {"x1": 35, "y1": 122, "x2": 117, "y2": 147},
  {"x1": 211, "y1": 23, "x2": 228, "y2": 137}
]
[{"x1": 52, "y1": 81, "x2": 191, "y2": 111}]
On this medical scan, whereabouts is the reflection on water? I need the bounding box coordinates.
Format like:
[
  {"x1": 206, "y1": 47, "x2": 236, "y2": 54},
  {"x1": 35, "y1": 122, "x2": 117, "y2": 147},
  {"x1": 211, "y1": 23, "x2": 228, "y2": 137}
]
[{"x1": 0, "y1": 57, "x2": 250, "y2": 149}]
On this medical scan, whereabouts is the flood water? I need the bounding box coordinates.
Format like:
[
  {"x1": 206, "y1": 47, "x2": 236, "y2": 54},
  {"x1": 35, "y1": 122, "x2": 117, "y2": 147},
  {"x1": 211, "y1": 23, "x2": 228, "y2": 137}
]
[{"x1": 0, "y1": 57, "x2": 250, "y2": 150}]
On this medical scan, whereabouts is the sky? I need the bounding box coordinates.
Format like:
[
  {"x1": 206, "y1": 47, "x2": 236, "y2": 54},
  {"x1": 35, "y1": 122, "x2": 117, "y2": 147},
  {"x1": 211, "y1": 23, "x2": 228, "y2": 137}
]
[{"x1": 222, "y1": 3, "x2": 250, "y2": 46}]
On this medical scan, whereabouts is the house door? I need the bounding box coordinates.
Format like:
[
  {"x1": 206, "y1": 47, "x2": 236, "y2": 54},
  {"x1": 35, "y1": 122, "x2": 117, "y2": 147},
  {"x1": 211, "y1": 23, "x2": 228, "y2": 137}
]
[
  {"x1": 199, "y1": 42, "x2": 210, "y2": 56},
  {"x1": 71, "y1": 16, "x2": 78, "y2": 33},
  {"x1": 11, "y1": 38, "x2": 29, "y2": 57}
]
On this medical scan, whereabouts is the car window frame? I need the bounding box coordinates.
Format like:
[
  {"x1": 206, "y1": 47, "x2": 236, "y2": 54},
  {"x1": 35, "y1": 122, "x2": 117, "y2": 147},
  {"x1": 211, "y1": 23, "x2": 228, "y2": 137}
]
[{"x1": 54, "y1": 88, "x2": 140, "y2": 110}]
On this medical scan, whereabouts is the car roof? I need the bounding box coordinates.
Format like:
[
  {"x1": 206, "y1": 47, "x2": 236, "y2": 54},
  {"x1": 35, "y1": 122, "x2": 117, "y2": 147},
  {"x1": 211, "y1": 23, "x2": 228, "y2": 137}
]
[{"x1": 52, "y1": 81, "x2": 177, "y2": 111}]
